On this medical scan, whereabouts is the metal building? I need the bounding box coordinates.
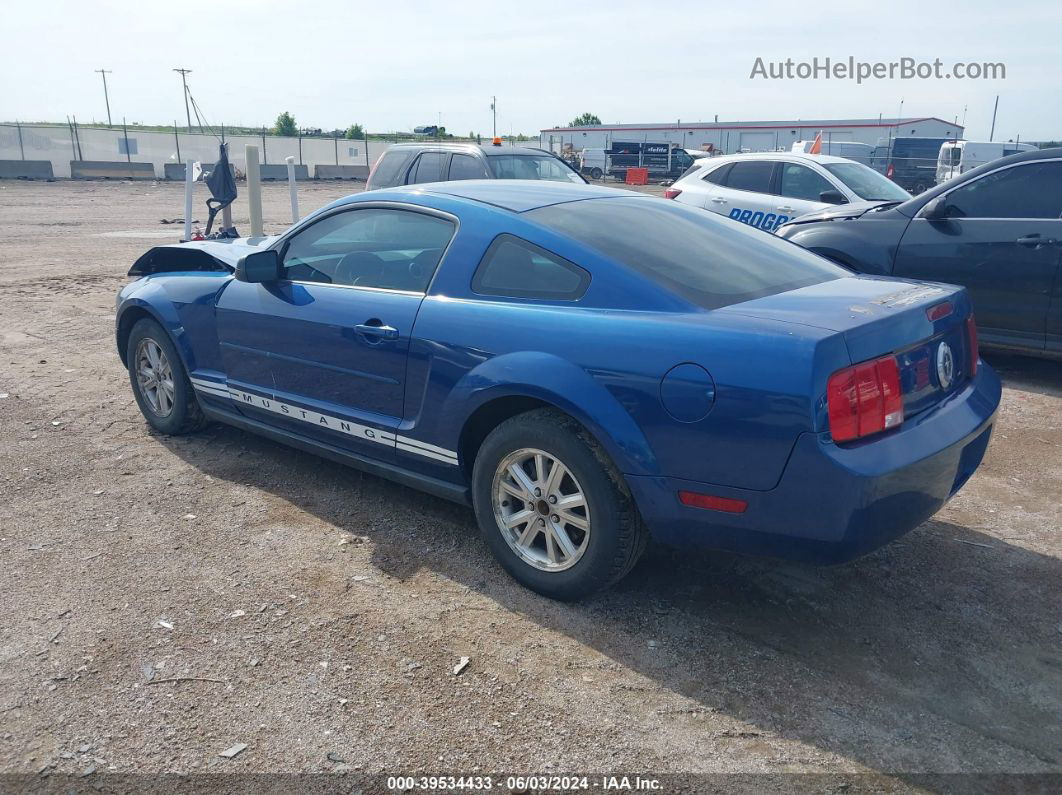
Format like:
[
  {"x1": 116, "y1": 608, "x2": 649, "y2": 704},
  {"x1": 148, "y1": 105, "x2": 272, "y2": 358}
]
[{"x1": 538, "y1": 117, "x2": 962, "y2": 155}]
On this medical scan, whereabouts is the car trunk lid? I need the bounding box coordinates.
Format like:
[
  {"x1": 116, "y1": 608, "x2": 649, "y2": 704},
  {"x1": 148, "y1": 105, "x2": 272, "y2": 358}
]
[{"x1": 719, "y1": 277, "x2": 976, "y2": 421}]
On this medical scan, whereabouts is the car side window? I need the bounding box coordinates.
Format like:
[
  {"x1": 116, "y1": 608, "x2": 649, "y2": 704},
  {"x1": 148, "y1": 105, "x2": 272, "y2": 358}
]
[
  {"x1": 281, "y1": 208, "x2": 455, "y2": 292},
  {"x1": 943, "y1": 162, "x2": 1062, "y2": 219},
  {"x1": 779, "y1": 163, "x2": 836, "y2": 202},
  {"x1": 702, "y1": 163, "x2": 732, "y2": 185},
  {"x1": 723, "y1": 161, "x2": 774, "y2": 193},
  {"x1": 408, "y1": 152, "x2": 449, "y2": 185},
  {"x1": 472, "y1": 234, "x2": 590, "y2": 301},
  {"x1": 449, "y1": 153, "x2": 490, "y2": 180}
]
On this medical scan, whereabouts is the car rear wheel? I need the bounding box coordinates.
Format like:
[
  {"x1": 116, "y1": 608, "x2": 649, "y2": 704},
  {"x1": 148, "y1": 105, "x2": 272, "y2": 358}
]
[
  {"x1": 127, "y1": 318, "x2": 206, "y2": 435},
  {"x1": 589, "y1": 167, "x2": 603, "y2": 180},
  {"x1": 472, "y1": 409, "x2": 647, "y2": 600}
]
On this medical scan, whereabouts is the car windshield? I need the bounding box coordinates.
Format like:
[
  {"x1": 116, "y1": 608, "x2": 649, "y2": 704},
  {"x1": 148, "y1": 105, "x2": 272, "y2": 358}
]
[
  {"x1": 528, "y1": 198, "x2": 847, "y2": 310},
  {"x1": 488, "y1": 155, "x2": 583, "y2": 183},
  {"x1": 824, "y1": 162, "x2": 910, "y2": 201}
]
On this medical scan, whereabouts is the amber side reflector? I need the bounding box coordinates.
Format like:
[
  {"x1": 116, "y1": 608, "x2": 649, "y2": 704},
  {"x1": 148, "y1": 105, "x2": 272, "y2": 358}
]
[{"x1": 678, "y1": 491, "x2": 748, "y2": 514}]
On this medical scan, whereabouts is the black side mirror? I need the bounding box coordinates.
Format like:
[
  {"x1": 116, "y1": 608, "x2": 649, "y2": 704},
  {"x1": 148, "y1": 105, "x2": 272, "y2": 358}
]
[
  {"x1": 921, "y1": 195, "x2": 949, "y2": 220},
  {"x1": 819, "y1": 189, "x2": 848, "y2": 205},
  {"x1": 235, "y1": 250, "x2": 281, "y2": 283}
]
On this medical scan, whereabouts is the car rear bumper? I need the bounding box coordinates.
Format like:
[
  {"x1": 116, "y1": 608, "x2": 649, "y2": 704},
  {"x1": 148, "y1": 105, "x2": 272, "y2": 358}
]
[{"x1": 627, "y1": 362, "x2": 1002, "y2": 564}]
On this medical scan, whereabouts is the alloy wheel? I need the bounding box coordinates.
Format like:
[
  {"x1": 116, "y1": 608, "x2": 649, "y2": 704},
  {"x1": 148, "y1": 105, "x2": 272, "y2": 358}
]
[{"x1": 491, "y1": 448, "x2": 591, "y2": 572}]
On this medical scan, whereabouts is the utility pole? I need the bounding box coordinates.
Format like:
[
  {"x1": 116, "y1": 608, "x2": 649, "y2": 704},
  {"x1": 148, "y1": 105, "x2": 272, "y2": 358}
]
[
  {"x1": 491, "y1": 96, "x2": 496, "y2": 138},
  {"x1": 173, "y1": 68, "x2": 193, "y2": 131},
  {"x1": 989, "y1": 95, "x2": 999, "y2": 142},
  {"x1": 95, "y1": 69, "x2": 113, "y2": 127}
]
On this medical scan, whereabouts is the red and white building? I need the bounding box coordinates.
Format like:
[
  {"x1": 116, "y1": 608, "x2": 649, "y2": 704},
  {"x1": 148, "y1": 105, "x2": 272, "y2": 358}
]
[{"x1": 538, "y1": 117, "x2": 962, "y2": 154}]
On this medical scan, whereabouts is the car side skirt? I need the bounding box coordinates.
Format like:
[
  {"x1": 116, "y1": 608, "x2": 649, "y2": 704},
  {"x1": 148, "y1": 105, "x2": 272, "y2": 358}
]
[{"x1": 199, "y1": 402, "x2": 472, "y2": 506}]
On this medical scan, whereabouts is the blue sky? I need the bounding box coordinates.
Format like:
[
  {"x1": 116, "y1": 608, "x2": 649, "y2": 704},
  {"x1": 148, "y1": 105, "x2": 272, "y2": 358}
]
[{"x1": 4, "y1": 0, "x2": 1059, "y2": 140}]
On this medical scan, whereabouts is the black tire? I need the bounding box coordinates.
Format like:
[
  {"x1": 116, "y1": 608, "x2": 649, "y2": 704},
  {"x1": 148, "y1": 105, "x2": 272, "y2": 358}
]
[
  {"x1": 126, "y1": 318, "x2": 206, "y2": 435},
  {"x1": 471, "y1": 408, "x2": 647, "y2": 600},
  {"x1": 589, "y1": 167, "x2": 603, "y2": 180}
]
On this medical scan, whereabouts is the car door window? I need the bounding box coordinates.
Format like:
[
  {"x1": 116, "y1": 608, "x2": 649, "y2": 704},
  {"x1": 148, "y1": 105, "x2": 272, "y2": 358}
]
[
  {"x1": 472, "y1": 234, "x2": 590, "y2": 300},
  {"x1": 281, "y1": 209, "x2": 455, "y2": 292},
  {"x1": 723, "y1": 161, "x2": 774, "y2": 193},
  {"x1": 943, "y1": 162, "x2": 1062, "y2": 218},
  {"x1": 779, "y1": 163, "x2": 836, "y2": 202},
  {"x1": 448, "y1": 153, "x2": 489, "y2": 180},
  {"x1": 408, "y1": 152, "x2": 449, "y2": 184}
]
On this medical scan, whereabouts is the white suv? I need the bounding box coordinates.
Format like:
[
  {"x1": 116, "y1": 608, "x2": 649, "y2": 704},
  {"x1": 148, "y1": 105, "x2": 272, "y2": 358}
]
[{"x1": 665, "y1": 152, "x2": 910, "y2": 232}]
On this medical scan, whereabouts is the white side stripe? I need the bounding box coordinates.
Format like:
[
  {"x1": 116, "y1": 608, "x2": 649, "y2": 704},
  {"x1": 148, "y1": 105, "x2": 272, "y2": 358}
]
[
  {"x1": 189, "y1": 380, "x2": 458, "y2": 466},
  {"x1": 396, "y1": 442, "x2": 459, "y2": 465}
]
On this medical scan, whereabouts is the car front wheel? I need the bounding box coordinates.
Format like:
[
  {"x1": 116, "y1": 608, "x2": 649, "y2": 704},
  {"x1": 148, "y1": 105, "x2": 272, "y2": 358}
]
[
  {"x1": 472, "y1": 409, "x2": 647, "y2": 600},
  {"x1": 126, "y1": 318, "x2": 206, "y2": 435}
]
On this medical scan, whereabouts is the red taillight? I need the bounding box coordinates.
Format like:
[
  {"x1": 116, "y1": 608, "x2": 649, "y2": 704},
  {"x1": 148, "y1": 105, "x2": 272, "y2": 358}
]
[
  {"x1": 967, "y1": 315, "x2": 979, "y2": 377},
  {"x1": 886, "y1": 163, "x2": 895, "y2": 179},
  {"x1": 663, "y1": 187, "x2": 682, "y2": 200},
  {"x1": 827, "y1": 355, "x2": 903, "y2": 443},
  {"x1": 925, "y1": 301, "x2": 953, "y2": 322},
  {"x1": 678, "y1": 491, "x2": 748, "y2": 514}
]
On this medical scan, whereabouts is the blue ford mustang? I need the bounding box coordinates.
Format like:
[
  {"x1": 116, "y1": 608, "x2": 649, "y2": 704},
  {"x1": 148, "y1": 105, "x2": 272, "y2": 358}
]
[{"x1": 116, "y1": 181, "x2": 1001, "y2": 599}]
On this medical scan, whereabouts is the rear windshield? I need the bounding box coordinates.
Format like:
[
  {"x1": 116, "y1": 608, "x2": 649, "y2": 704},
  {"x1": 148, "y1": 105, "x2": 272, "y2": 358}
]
[
  {"x1": 487, "y1": 155, "x2": 583, "y2": 183},
  {"x1": 369, "y1": 149, "x2": 416, "y2": 189},
  {"x1": 527, "y1": 198, "x2": 847, "y2": 309}
]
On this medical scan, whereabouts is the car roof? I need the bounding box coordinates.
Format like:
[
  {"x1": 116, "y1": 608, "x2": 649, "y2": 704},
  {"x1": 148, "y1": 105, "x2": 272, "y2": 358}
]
[
  {"x1": 703, "y1": 151, "x2": 854, "y2": 166},
  {"x1": 383, "y1": 179, "x2": 638, "y2": 213},
  {"x1": 896, "y1": 145, "x2": 1061, "y2": 213},
  {"x1": 385, "y1": 142, "x2": 555, "y2": 158}
]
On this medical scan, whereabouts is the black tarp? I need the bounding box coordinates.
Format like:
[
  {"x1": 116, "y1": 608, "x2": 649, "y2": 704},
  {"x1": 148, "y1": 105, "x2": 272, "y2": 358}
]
[{"x1": 204, "y1": 143, "x2": 237, "y2": 236}]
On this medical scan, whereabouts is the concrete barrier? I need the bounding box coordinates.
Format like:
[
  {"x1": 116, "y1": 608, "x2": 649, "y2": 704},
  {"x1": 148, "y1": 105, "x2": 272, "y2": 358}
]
[
  {"x1": 71, "y1": 161, "x2": 156, "y2": 180},
  {"x1": 260, "y1": 163, "x2": 309, "y2": 181},
  {"x1": 0, "y1": 160, "x2": 55, "y2": 179},
  {"x1": 314, "y1": 164, "x2": 368, "y2": 180},
  {"x1": 163, "y1": 162, "x2": 237, "y2": 181}
]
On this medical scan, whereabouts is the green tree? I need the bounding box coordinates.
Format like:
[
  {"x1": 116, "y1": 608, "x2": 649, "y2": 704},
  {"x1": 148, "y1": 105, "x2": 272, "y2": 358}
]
[
  {"x1": 344, "y1": 123, "x2": 364, "y2": 139},
  {"x1": 273, "y1": 111, "x2": 297, "y2": 136},
  {"x1": 568, "y1": 113, "x2": 602, "y2": 127}
]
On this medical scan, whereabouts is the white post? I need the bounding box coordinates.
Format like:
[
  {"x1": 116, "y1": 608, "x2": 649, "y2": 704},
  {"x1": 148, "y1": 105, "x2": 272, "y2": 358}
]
[
  {"x1": 183, "y1": 159, "x2": 194, "y2": 242},
  {"x1": 285, "y1": 155, "x2": 299, "y2": 224},
  {"x1": 245, "y1": 145, "x2": 263, "y2": 237}
]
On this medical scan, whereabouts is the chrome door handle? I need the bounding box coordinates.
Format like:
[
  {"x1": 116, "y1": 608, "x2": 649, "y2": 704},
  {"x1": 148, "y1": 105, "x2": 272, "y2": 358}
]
[
  {"x1": 354, "y1": 322, "x2": 398, "y2": 340},
  {"x1": 1016, "y1": 234, "x2": 1056, "y2": 248},
  {"x1": 710, "y1": 197, "x2": 727, "y2": 203},
  {"x1": 777, "y1": 206, "x2": 795, "y2": 212}
]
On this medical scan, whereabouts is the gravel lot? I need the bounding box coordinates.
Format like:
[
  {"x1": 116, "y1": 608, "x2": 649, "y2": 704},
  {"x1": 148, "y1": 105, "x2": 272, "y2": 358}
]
[{"x1": 0, "y1": 179, "x2": 1060, "y2": 788}]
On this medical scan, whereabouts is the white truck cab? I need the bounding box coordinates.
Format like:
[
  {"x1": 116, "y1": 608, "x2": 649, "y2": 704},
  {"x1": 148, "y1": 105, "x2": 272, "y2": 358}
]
[{"x1": 937, "y1": 140, "x2": 1038, "y2": 183}]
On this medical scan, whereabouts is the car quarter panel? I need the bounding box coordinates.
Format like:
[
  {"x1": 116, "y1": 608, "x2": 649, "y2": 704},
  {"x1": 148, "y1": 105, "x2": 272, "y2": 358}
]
[{"x1": 403, "y1": 298, "x2": 845, "y2": 491}]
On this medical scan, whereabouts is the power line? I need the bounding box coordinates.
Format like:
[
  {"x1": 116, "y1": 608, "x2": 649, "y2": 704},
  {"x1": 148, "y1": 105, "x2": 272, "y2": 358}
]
[
  {"x1": 95, "y1": 69, "x2": 112, "y2": 127},
  {"x1": 173, "y1": 68, "x2": 193, "y2": 130}
]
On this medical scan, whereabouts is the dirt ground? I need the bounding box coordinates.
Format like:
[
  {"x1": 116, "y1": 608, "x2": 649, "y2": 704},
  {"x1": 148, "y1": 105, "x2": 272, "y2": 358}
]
[{"x1": 0, "y1": 179, "x2": 1060, "y2": 790}]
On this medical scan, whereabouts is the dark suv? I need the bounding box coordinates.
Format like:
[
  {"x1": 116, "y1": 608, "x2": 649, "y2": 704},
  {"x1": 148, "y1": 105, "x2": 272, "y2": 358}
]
[
  {"x1": 366, "y1": 142, "x2": 586, "y2": 191},
  {"x1": 777, "y1": 147, "x2": 1062, "y2": 358}
]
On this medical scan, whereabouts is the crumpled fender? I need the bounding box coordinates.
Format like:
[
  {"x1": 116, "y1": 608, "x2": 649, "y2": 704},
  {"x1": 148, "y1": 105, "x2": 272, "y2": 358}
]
[
  {"x1": 116, "y1": 275, "x2": 230, "y2": 371},
  {"x1": 441, "y1": 351, "x2": 660, "y2": 477}
]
